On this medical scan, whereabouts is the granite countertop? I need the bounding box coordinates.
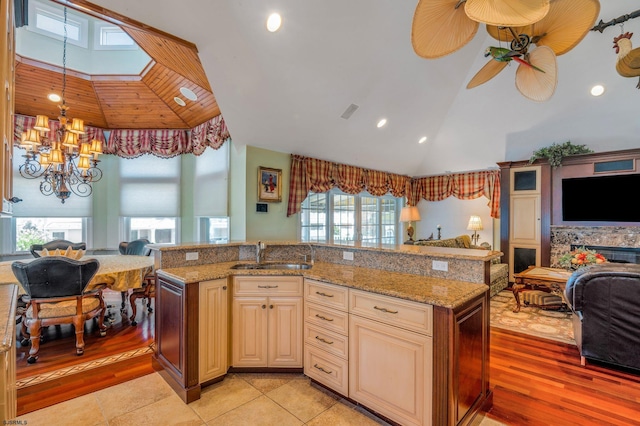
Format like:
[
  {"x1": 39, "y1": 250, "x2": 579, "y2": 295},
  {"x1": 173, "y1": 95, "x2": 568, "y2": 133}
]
[
  {"x1": 0, "y1": 284, "x2": 18, "y2": 355},
  {"x1": 157, "y1": 261, "x2": 487, "y2": 309},
  {"x1": 150, "y1": 241, "x2": 502, "y2": 262}
]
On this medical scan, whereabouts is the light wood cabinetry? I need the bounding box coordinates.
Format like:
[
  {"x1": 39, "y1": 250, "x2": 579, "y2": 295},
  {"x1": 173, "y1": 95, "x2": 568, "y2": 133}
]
[
  {"x1": 232, "y1": 276, "x2": 303, "y2": 368},
  {"x1": 349, "y1": 289, "x2": 433, "y2": 426},
  {"x1": 1, "y1": 0, "x2": 15, "y2": 215},
  {"x1": 303, "y1": 279, "x2": 350, "y2": 395},
  {"x1": 199, "y1": 279, "x2": 228, "y2": 383}
]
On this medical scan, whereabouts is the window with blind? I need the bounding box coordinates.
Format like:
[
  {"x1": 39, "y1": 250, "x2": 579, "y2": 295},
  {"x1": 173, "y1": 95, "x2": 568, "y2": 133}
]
[
  {"x1": 119, "y1": 155, "x2": 181, "y2": 244},
  {"x1": 194, "y1": 143, "x2": 229, "y2": 243},
  {"x1": 300, "y1": 189, "x2": 401, "y2": 247},
  {"x1": 11, "y1": 146, "x2": 92, "y2": 252}
]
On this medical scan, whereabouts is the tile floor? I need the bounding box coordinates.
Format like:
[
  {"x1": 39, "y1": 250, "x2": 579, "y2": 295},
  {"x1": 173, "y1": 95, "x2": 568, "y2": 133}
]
[{"x1": 16, "y1": 372, "x2": 506, "y2": 425}]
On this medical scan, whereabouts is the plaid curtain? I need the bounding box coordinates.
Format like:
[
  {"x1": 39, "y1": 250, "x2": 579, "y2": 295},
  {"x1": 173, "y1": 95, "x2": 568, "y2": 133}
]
[
  {"x1": 286, "y1": 154, "x2": 412, "y2": 217},
  {"x1": 408, "y1": 170, "x2": 501, "y2": 218},
  {"x1": 15, "y1": 114, "x2": 229, "y2": 158},
  {"x1": 335, "y1": 164, "x2": 364, "y2": 194}
]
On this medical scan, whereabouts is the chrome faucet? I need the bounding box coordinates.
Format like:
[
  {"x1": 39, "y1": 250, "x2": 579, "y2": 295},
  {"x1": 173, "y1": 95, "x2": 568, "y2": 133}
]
[
  {"x1": 305, "y1": 243, "x2": 315, "y2": 265},
  {"x1": 256, "y1": 241, "x2": 266, "y2": 263}
]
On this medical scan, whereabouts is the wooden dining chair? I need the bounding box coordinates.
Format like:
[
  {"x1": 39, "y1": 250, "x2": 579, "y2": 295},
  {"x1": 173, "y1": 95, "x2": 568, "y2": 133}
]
[
  {"x1": 119, "y1": 239, "x2": 155, "y2": 326},
  {"x1": 11, "y1": 257, "x2": 107, "y2": 364},
  {"x1": 30, "y1": 239, "x2": 87, "y2": 258}
]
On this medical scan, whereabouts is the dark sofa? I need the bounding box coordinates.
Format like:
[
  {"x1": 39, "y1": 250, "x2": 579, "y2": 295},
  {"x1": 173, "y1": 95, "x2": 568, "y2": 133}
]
[{"x1": 564, "y1": 263, "x2": 640, "y2": 371}]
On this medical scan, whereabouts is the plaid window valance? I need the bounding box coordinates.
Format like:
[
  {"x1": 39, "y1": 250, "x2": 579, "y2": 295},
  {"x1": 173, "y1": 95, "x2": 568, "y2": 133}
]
[
  {"x1": 14, "y1": 114, "x2": 230, "y2": 159},
  {"x1": 288, "y1": 154, "x2": 500, "y2": 219}
]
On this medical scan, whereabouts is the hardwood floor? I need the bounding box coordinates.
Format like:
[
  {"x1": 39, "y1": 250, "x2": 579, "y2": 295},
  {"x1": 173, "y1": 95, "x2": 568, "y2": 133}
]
[
  {"x1": 15, "y1": 294, "x2": 640, "y2": 424},
  {"x1": 16, "y1": 290, "x2": 156, "y2": 415}
]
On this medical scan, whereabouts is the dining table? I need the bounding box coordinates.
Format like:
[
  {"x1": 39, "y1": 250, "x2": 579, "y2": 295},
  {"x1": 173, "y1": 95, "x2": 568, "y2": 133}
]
[{"x1": 0, "y1": 254, "x2": 155, "y2": 294}]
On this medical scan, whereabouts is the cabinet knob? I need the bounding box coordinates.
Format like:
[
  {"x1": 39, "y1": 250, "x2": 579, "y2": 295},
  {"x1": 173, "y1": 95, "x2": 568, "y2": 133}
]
[
  {"x1": 269, "y1": 304, "x2": 274, "y2": 309},
  {"x1": 222, "y1": 286, "x2": 227, "y2": 290},
  {"x1": 262, "y1": 304, "x2": 266, "y2": 309}
]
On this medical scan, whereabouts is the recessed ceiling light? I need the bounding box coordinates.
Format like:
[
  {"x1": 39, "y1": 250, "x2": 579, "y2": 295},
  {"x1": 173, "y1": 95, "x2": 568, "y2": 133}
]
[
  {"x1": 266, "y1": 13, "x2": 282, "y2": 32},
  {"x1": 174, "y1": 97, "x2": 186, "y2": 107},
  {"x1": 48, "y1": 93, "x2": 61, "y2": 102},
  {"x1": 590, "y1": 84, "x2": 605, "y2": 96},
  {"x1": 180, "y1": 87, "x2": 197, "y2": 101},
  {"x1": 377, "y1": 118, "x2": 387, "y2": 128},
  {"x1": 418, "y1": 136, "x2": 427, "y2": 144}
]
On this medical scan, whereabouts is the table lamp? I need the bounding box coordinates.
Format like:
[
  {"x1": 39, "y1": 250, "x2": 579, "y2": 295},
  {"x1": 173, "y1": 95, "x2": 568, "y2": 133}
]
[
  {"x1": 467, "y1": 215, "x2": 483, "y2": 245},
  {"x1": 400, "y1": 206, "x2": 421, "y2": 242}
]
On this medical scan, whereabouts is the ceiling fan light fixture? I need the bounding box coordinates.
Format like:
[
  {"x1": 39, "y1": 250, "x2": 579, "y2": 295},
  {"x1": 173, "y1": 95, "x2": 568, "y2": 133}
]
[{"x1": 464, "y1": 0, "x2": 550, "y2": 27}]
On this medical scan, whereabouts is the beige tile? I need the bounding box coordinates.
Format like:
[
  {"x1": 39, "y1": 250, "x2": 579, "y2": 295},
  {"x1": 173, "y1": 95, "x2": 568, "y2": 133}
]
[
  {"x1": 16, "y1": 394, "x2": 106, "y2": 426},
  {"x1": 188, "y1": 375, "x2": 261, "y2": 422},
  {"x1": 109, "y1": 393, "x2": 203, "y2": 426},
  {"x1": 95, "y1": 372, "x2": 175, "y2": 420},
  {"x1": 239, "y1": 372, "x2": 306, "y2": 393},
  {"x1": 307, "y1": 402, "x2": 389, "y2": 425},
  {"x1": 208, "y1": 395, "x2": 303, "y2": 426},
  {"x1": 266, "y1": 378, "x2": 338, "y2": 422}
]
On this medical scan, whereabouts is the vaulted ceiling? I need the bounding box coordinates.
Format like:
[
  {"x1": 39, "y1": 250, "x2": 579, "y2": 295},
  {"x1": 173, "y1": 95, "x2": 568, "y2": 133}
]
[{"x1": 16, "y1": 0, "x2": 640, "y2": 177}]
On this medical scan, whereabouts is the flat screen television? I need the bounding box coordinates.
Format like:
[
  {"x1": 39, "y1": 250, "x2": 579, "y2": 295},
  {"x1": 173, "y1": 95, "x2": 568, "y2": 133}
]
[{"x1": 562, "y1": 173, "x2": 640, "y2": 222}]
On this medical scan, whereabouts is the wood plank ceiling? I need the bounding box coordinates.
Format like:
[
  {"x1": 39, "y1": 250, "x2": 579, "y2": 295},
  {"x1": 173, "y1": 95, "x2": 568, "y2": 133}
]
[{"x1": 14, "y1": 1, "x2": 220, "y2": 130}]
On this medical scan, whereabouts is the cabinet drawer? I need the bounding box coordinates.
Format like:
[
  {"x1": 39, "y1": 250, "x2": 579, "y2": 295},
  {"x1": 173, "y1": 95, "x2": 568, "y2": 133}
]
[
  {"x1": 233, "y1": 276, "x2": 302, "y2": 296},
  {"x1": 305, "y1": 302, "x2": 349, "y2": 336},
  {"x1": 304, "y1": 322, "x2": 348, "y2": 359},
  {"x1": 304, "y1": 345, "x2": 349, "y2": 396},
  {"x1": 349, "y1": 289, "x2": 433, "y2": 336},
  {"x1": 305, "y1": 279, "x2": 349, "y2": 311}
]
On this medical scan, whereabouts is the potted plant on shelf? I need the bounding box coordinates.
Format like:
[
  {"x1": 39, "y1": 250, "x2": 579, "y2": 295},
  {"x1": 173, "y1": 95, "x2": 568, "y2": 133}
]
[{"x1": 529, "y1": 141, "x2": 593, "y2": 168}]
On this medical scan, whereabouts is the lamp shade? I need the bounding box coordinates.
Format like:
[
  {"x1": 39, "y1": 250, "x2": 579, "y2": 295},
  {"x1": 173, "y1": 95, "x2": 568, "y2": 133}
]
[
  {"x1": 467, "y1": 215, "x2": 483, "y2": 231},
  {"x1": 68, "y1": 118, "x2": 86, "y2": 134},
  {"x1": 400, "y1": 206, "x2": 421, "y2": 222},
  {"x1": 33, "y1": 115, "x2": 51, "y2": 132}
]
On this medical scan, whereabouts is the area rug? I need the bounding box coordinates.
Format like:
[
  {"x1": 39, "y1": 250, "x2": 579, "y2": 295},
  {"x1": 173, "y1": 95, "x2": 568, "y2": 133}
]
[
  {"x1": 490, "y1": 290, "x2": 575, "y2": 345},
  {"x1": 16, "y1": 344, "x2": 154, "y2": 389}
]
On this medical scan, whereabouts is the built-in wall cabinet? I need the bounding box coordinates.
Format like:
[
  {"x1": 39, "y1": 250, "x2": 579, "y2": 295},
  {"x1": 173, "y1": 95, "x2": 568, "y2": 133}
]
[{"x1": 1, "y1": 0, "x2": 15, "y2": 215}]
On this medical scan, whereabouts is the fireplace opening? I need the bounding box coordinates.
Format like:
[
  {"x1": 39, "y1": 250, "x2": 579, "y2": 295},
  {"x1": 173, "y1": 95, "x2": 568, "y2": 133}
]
[{"x1": 570, "y1": 245, "x2": 640, "y2": 264}]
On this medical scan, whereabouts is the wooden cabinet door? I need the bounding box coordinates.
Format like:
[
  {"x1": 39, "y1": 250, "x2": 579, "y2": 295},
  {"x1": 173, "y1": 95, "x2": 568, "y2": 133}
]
[
  {"x1": 199, "y1": 279, "x2": 228, "y2": 382},
  {"x1": 232, "y1": 297, "x2": 268, "y2": 367},
  {"x1": 349, "y1": 314, "x2": 432, "y2": 426},
  {"x1": 268, "y1": 297, "x2": 303, "y2": 367}
]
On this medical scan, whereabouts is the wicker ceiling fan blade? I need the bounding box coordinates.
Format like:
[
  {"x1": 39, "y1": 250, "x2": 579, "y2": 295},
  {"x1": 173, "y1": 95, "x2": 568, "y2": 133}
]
[
  {"x1": 467, "y1": 60, "x2": 508, "y2": 89},
  {"x1": 464, "y1": 0, "x2": 550, "y2": 27},
  {"x1": 529, "y1": 0, "x2": 600, "y2": 56},
  {"x1": 515, "y1": 46, "x2": 558, "y2": 101},
  {"x1": 412, "y1": 0, "x2": 479, "y2": 59}
]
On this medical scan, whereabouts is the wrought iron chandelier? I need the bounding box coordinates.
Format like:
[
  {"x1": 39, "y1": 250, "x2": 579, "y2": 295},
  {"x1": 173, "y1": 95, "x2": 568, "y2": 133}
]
[{"x1": 17, "y1": 7, "x2": 103, "y2": 204}]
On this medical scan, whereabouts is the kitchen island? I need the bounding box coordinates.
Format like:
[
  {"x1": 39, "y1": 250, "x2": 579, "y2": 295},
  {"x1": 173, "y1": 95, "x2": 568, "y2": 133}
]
[{"x1": 152, "y1": 242, "x2": 495, "y2": 426}]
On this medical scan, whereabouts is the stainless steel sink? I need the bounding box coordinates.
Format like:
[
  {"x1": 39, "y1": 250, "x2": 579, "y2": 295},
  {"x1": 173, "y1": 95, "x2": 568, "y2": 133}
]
[{"x1": 231, "y1": 262, "x2": 312, "y2": 270}]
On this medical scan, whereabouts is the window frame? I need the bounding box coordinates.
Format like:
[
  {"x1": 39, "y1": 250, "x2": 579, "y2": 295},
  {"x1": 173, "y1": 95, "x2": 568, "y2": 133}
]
[
  {"x1": 299, "y1": 189, "x2": 402, "y2": 247},
  {"x1": 12, "y1": 217, "x2": 90, "y2": 253},
  {"x1": 121, "y1": 217, "x2": 180, "y2": 245}
]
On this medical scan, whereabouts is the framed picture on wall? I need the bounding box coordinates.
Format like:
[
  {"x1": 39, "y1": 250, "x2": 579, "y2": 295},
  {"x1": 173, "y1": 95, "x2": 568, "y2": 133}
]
[{"x1": 258, "y1": 166, "x2": 282, "y2": 202}]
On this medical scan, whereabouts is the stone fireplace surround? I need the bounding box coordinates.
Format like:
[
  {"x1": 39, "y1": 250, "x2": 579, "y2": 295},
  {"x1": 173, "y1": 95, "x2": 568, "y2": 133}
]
[{"x1": 551, "y1": 226, "x2": 640, "y2": 267}]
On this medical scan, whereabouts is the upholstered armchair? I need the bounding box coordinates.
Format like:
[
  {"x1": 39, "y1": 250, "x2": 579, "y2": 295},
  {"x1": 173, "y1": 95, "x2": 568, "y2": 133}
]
[
  {"x1": 564, "y1": 263, "x2": 640, "y2": 371},
  {"x1": 11, "y1": 257, "x2": 107, "y2": 364},
  {"x1": 119, "y1": 239, "x2": 155, "y2": 326},
  {"x1": 30, "y1": 239, "x2": 87, "y2": 258}
]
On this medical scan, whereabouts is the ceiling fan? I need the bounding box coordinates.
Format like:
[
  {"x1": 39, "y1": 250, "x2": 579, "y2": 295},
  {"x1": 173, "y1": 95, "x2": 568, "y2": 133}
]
[{"x1": 411, "y1": 0, "x2": 601, "y2": 101}]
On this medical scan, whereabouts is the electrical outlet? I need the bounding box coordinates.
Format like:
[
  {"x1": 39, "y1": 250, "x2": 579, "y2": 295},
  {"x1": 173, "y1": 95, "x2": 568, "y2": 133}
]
[
  {"x1": 186, "y1": 252, "x2": 199, "y2": 261},
  {"x1": 432, "y1": 260, "x2": 448, "y2": 271},
  {"x1": 343, "y1": 251, "x2": 354, "y2": 261}
]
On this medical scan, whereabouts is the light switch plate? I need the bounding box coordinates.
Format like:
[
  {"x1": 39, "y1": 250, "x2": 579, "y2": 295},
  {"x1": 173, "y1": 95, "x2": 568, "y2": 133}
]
[
  {"x1": 432, "y1": 260, "x2": 448, "y2": 271},
  {"x1": 343, "y1": 251, "x2": 354, "y2": 261},
  {"x1": 186, "y1": 252, "x2": 199, "y2": 261}
]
